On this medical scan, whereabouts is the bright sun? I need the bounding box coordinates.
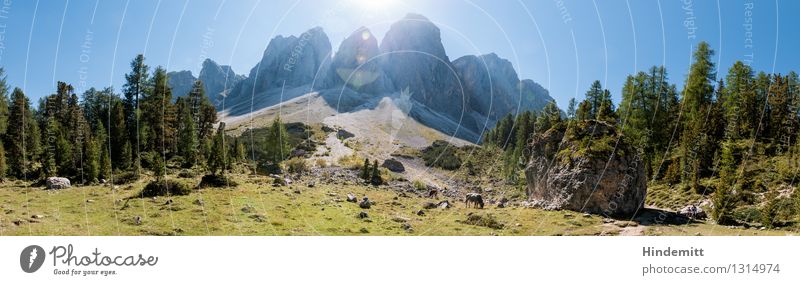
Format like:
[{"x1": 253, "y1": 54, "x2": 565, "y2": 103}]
[{"x1": 352, "y1": 0, "x2": 396, "y2": 12}]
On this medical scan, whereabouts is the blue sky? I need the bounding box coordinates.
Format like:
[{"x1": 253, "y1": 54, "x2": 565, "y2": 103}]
[{"x1": 0, "y1": 0, "x2": 798, "y2": 110}]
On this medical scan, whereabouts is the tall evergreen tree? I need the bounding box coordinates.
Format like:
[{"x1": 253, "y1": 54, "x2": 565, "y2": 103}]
[
  {"x1": 208, "y1": 122, "x2": 227, "y2": 175},
  {"x1": 123, "y1": 55, "x2": 150, "y2": 169},
  {"x1": 0, "y1": 68, "x2": 9, "y2": 136},
  {"x1": 176, "y1": 97, "x2": 199, "y2": 167},
  {"x1": 263, "y1": 116, "x2": 291, "y2": 163},
  {"x1": 680, "y1": 42, "x2": 716, "y2": 191},
  {"x1": 5, "y1": 88, "x2": 41, "y2": 179},
  {"x1": 141, "y1": 67, "x2": 176, "y2": 156}
]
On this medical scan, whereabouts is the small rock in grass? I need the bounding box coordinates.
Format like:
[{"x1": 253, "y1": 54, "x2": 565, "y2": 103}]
[{"x1": 359, "y1": 197, "x2": 371, "y2": 209}]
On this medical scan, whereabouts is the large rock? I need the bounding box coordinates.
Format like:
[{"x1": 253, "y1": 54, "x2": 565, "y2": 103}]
[
  {"x1": 524, "y1": 120, "x2": 646, "y2": 217},
  {"x1": 46, "y1": 177, "x2": 71, "y2": 190},
  {"x1": 381, "y1": 158, "x2": 405, "y2": 173}
]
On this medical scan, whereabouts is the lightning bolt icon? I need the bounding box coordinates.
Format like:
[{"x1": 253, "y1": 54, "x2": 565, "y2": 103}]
[{"x1": 29, "y1": 248, "x2": 38, "y2": 269}]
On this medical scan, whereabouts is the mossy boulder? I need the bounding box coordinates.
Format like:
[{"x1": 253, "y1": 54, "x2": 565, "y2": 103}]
[{"x1": 524, "y1": 120, "x2": 646, "y2": 217}]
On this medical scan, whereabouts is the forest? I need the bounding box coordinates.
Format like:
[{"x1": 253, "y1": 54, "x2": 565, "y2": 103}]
[{"x1": 484, "y1": 42, "x2": 800, "y2": 227}]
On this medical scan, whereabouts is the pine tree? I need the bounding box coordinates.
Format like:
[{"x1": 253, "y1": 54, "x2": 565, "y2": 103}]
[
  {"x1": 5, "y1": 88, "x2": 41, "y2": 179},
  {"x1": 176, "y1": 97, "x2": 199, "y2": 167},
  {"x1": 110, "y1": 100, "x2": 130, "y2": 170},
  {"x1": 208, "y1": 122, "x2": 227, "y2": 175},
  {"x1": 83, "y1": 138, "x2": 100, "y2": 183},
  {"x1": 263, "y1": 116, "x2": 290, "y2": 163},
  {"x1": 575, "y1": 100, "x2": 592, "y2": 121},
  {"x1": 566, "y1": 98, "x2": 577, "y2": 120},
  {"x1": 141, "y1": 67, "x2": 176, "y2": 155},
  {"x1": 0, "y1": 68, "x2": 9, "y2": 135},
  {"x1": 370, "y1": 160, "x2": 382, "y2": 185},
  {"x1": 361, "y1": 158, "x2": 370, "y2": 180},
  {"x1": 96, "y1": 122, "x2": 111, "y2": 180},
  {"x1": 536, "y1": 101, "x2": 561, "y2": 131},
  {"x1": 0, "y1": 143, "x2": 6, "y2": 181},
  {"x1": 123, "y1": 55, "x2": 149, "y2": 166},
  {"x1": 713, "y1": 139, "x2": 737, "y2": 224},
  {"x1": 585, "y1": 80, "x2": 604, "y2": 117},
  {"x1": 680, "y1": 42, "x2": 716, "y2": 192}
]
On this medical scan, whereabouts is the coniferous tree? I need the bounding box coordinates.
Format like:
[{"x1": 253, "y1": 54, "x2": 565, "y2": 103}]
[
  {"x1": 5, "y1": 88, "x2": 41, "y2": 179},
  {"x1": 0, "y1": 68, "x2": 9, "y2": 135},
  {"x1": 263, "y1": 116, "x2": 290, "y2": 163},
  {"x1": 83, "y1": 138, "x2": 100, "y2": 183},
  {"x1": 361, "y1": 158, "x2": 370, "y2": 180},
  {"x1": 96, "y1": 121, "x2": 111, "y2": 180},
  {"x1": 142, "y1": 67, "x2": 176, "y2": 156},
  {"x1": 176, "y1": 97, "x2": 199, "y2": 167},
  {"x1": 208, "y1": 122, "x2": 227, "y2": 175},
  {"x1": 110, "y1": 100, "x2": 130, "y2": 170},
  {"x1": 713, "y1": 139, "x2": 737, "y2": 224},
  {"x1": 536, "y1": 101, "x2": 561, "y2": 131},
  {"x1": 0, "y1": 143, "x2": 6, "y2": 181},
  {"x1": 123, "y1": 55, "x2": 149, "y2": 168},
  {"x1": 680, "y1": 42, "x2": 716, "y2": 192},
  {"x1": 566, "y1": 98, "x2": 577, "y2": 120},
  {"x1": 370, "y1": 160, "x2": 382, "y2": 185}
]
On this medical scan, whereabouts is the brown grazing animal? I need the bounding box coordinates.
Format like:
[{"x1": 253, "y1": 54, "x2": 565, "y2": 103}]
[{"x1": 427, "y1": 188, "x2": 439, "y2": 199}]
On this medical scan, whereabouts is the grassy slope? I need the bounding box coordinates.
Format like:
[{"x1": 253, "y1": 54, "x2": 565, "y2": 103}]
[{"x1": 0, "y1": 174, "x2": 794, "y2": 236}]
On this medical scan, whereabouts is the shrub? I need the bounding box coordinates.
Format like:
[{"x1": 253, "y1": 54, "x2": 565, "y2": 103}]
[
  {"x1": 413, "y1": 180, "x2": 427, "y2": 191},
  {"x1": 113, "y1": 171, "x2": 140, "y2": 185},
  {"x1": 315, "y1": 158, "x2": 328, "y2": 168},
  {"x1": 422, "y1": 140, "x2": 462, "y2": 170},
  {"x1": 461, "y1": 213, "x2": 504, "y2": 229},
  {"x1": 732, "y1": 206, "x2": 762, "y2": 225},
  {"x1": 761, "y1": 194, "x2": 795, "y2": 228},
  {"x1": 177, "y1": 169, "x2": 195, "y2": 178},
  {"x1": 285, "y1": 157, "x2": 308, "y2": 174},
  {"x1": 198, "y1": 174, "x2": 238, "y2": 188},
  {"x1": 337, "y1": 154, "x2": 364, "y2": 170},
  {"x1": 139, "y1": 180, "x2": 192, "y2": 197}
]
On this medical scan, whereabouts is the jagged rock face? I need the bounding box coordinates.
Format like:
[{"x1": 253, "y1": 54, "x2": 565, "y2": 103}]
[
  {"x1": 167, "y1": 70, "x2": 196, "y2": 98},
  {"x1": 524, "y1": 120, "x2": 646, "y2": 217},
  {"x1": 380, "y1": 14, "x2": 463, "y2": 119},
  {"x1": 453, "y1": 53, "x2": 554, "y2": 120},
  {"x1": 199, "y1": 59, "x2": 244, "y2": 106},
  {"x1": 330, "y1": 27, "x2": 394, "y2": 94},
  {"x1": 518, "y1": 79, "x2": 553, "y2": 111},
  {"x1": 227, "y1": 27, "x2": 332, "y2": 105}
]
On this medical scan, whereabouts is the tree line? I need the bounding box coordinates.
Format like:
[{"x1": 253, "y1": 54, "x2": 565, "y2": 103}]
[
  {"x1": 0, "y1": 55, "x2": 252, "y2": 184},
  {"x1": 485, "y1": 42, "x2": 800, "y2": 226}
]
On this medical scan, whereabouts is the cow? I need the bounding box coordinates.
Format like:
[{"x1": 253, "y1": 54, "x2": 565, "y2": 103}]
[{"x1": 464, "y1": 193, "x2": 484, "y2": 209}]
